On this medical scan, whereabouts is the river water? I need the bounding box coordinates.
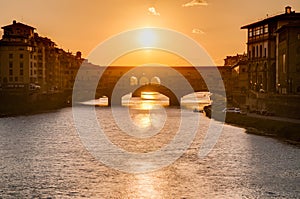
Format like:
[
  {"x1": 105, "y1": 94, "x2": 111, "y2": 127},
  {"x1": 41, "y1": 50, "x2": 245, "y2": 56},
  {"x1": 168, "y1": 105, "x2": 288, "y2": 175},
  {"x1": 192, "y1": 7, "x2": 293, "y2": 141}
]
[{"x1": 0, "y1": 105, "x2": 299, "y2": 198}]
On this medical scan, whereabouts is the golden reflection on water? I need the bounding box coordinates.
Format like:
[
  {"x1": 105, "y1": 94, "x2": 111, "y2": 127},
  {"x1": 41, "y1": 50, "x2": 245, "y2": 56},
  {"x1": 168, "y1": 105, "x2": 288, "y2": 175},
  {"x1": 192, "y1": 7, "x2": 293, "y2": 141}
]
[
  {"x1": 129, "y1": 92, "x2": 169, "y2": 110},
  {"x1": 141, "y1": 91, "x2": 159, "y2": 100},
  {"x1": 126, "y1": 173, "x2": 165, "y2": 199},
  {"x1": 132, "y1": 113, "x2": 152, "y2": 128}
]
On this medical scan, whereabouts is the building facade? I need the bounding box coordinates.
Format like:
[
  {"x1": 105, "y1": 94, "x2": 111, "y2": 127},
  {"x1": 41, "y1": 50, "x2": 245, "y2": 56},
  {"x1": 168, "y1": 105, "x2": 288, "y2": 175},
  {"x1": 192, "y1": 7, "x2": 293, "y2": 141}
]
[
  {"x1": 241, "y1": 6, "x2": 300, "y2": 94},
  {"x1": 224, "y1": 54, "x2": 248, "y2": 93},
  {"x1": 0, "y1": 20, "x2": 83, "y2": 95},
  {"x1": 0, "y1": 20, "x2": 39, "y2": 93},
  {"x1": 276, "y1": 22, "x2": 300, "y2": 94}
]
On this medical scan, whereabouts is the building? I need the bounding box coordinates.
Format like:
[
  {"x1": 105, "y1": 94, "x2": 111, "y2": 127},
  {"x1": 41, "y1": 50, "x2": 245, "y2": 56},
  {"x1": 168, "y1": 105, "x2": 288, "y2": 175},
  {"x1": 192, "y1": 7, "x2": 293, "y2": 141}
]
[
  {"x1": 232, "y1": 61, "x2": 248, "y2": 92},
  {"x1": 276, "y1": 21, "x2": 300, "y2": 94},
  {"x1": 223, "y1": 54, "x2": 248, "y2": 106},
  {"x1": 241, "y1": 6, "x2": 300, "y2": 94},
  {"x1": 0, "y1": 20, "x2": 83, "y2": 95},
  {"x1": 0, "y1": 20, "x2": 39, "y2": 93},
  {"x1": 224, "y1": 54, "x2": 248, "y2": 92},
  {"x1": 224, "y1": 53, "x2": 247, "y2": 67}
]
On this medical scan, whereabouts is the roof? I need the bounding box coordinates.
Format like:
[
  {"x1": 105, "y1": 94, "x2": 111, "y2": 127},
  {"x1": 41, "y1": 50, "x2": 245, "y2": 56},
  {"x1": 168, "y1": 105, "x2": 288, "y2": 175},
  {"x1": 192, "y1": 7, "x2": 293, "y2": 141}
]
[
  {"x1": 1, "y1": 21, "x2": 35, "y2": 30},
  {"x1": 241, "y1": 12, "x2": 300, "y2": 29}
]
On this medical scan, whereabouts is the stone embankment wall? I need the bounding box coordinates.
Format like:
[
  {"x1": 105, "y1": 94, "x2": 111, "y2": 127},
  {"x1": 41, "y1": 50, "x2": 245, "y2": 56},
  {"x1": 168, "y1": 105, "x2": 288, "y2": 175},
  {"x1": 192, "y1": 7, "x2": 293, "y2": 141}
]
[{"x1": 245, "y1": 93, "x2": 300, "y2": 119}]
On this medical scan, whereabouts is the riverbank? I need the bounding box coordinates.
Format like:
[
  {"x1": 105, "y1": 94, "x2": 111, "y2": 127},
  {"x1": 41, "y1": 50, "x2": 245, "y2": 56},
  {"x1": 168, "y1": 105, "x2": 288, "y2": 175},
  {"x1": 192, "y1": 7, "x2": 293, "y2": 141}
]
[
  {"x1": 203, "y1": 104, "x2": 300, "y2": 144},
  {"x1": 224, "y1": 113, "x2": 300, "y2": 145},
  {"x1": 0, "y1": 92, "x2": 71, "y2": 117}
]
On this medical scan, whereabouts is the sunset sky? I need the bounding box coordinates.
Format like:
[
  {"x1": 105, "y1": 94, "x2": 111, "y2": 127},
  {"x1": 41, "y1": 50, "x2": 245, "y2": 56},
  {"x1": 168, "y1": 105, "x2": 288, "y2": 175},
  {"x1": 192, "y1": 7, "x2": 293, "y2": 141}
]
[{"x1": 0, "y1": 0, "x2": 299, "y2": 65}]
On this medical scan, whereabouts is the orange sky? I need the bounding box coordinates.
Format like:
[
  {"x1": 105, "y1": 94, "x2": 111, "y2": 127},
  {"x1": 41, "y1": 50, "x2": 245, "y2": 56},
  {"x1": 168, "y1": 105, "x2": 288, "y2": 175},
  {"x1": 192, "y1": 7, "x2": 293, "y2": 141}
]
[{"x1": 0, "y1": 0, "x2": 299, "y2": 65}]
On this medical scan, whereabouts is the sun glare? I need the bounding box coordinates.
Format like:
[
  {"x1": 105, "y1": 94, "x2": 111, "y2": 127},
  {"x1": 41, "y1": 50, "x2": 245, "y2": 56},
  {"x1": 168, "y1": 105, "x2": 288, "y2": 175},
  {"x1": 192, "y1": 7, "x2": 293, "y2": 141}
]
[{"x1": 139, "y1": 29, "x2": 157, "y2": 47}]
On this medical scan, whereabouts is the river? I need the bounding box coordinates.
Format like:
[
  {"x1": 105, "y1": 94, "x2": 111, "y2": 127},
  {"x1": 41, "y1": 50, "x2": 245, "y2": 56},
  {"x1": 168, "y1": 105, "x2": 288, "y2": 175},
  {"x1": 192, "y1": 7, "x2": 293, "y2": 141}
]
[{"x1": 0, "y1": 105, "x2": 299, "y2": 198}]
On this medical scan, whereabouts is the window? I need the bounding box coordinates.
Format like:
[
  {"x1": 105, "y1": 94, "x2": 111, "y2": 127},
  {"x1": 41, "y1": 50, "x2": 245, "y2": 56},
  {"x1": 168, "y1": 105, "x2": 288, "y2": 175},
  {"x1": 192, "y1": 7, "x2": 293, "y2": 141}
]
[
  {"x1": 20, "y1": 62, "x2": 23, "y2": 68},
  {"x1": 283, "y1": 54, "x2": 286, "y2": 73},
  {"x1": 15, "y1": 77, "x2": 18, "y2": 82},
  {"x1": 260, "y1": 45, "x2": 262, "y2": 57},
  {"x1": 264, "y1": 25, "x2": 268, "y2": 34},
  {"x1": 9, "y1": 77, "x2": 13, "y2": 82},
  {"x1": 19, "y1": 54, "x2": 23, "y2": 59},
  {"x1": 260, "y1": 27, "x2": 263, "y2": 35},
  {"x1": 9, "y1": 54, "x2": 13, "y2": 59},
  {"x1": 298, "y1": 34, "x2": 300, "y2": 40},
  {"x1": 264, "y1": 48, "x2": 267, "y2": 57},
  {"x1": 249, "y1": 29, "x2": 253, "y2": 37},
  {"x1": 30, "y1": 62, "x2": 33, "y2": 68},
  {"x1": 9, "y1": 61, "x2": 13, "y2": 68},
  {"x1": 252, "y1": 47, "x2": 255, "y2": 58},
  {"x1": 255, "y1": 27, "x2": 260, "y2": 36},
  {"x1": 9, "y1": 69, "x2": 13, "y2": 76},
  {"x1": 20, "y1": 69, "x2": 23, "y2": 76},
  {"x1": 256, "y1": 46, "x2": 258, "y2": 58}
]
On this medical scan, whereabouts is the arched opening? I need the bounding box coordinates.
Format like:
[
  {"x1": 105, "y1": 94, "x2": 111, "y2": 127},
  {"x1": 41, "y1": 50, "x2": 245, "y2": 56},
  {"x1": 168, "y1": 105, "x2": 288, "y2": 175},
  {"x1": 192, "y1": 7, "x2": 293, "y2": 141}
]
[
  {"x1": 139, "y1": 77, "x2": 149, "y2": 85},
  {"x1": 255, "y1": 64, "x2": 259, "y2": 91},
  {"x1": 122, "y1": 92, "x2": 169, "y2": 109},
  {"x1": 271, "y1": 63, "x2": 276, "y2": 92},
  {"x1": 181, "y1": 92, "x2": 211, "y2": 110},
  {"x1": 130, "y1": 76, "x2": 138, "y2": 86},
  {"x1": 150, "y1": 76, "x2": 161, "y2": 84},
  {"x1": 132, "y1": 84, "x2": 179, "y2": 106},
  {"x1": 262, "y1": 62, "x2": 267, "y2": 91}
]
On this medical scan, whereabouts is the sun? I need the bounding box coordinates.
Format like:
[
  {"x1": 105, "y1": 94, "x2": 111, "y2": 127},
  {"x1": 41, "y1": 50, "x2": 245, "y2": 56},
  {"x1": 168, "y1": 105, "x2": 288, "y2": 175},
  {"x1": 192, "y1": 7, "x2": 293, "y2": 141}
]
[{"x1": 138, "y1": 28, "x2": 157, "y2": 47}]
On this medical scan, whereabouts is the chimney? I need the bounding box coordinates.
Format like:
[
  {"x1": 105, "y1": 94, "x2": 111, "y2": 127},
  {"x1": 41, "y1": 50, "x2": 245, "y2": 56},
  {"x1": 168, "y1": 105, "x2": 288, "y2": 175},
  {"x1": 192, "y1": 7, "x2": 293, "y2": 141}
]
[
  {"x1": 285, "y1": 6, "x2": 292, "y2": 14},
  {"x1": 76, "y1": 51, "x2": 82, "y2": 59},
  {"x1": 13, "y1": 20, "x2": 16, "y2": 24}
]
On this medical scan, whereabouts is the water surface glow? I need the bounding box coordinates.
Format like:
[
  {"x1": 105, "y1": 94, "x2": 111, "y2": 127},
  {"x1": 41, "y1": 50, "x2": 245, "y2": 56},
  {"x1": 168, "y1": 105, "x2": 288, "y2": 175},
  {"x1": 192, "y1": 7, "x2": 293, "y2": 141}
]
[{"x1": 0, "y1": 107, "x2": 299, "y2": 198}]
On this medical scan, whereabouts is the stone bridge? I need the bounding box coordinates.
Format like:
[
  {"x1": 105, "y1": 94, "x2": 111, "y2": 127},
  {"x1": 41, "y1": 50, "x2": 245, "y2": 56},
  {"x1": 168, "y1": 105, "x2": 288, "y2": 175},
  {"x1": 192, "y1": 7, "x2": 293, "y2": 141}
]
[{"x1": 73, "y1": 65, "x2": 233, "y2": 106}]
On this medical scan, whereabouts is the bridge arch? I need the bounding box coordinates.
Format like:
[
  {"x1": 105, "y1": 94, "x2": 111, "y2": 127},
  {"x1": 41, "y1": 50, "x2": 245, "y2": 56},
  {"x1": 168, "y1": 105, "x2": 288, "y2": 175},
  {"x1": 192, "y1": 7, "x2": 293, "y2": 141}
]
[{"x1": 132, "y1": 84, "x2": 181, "y2": 106}]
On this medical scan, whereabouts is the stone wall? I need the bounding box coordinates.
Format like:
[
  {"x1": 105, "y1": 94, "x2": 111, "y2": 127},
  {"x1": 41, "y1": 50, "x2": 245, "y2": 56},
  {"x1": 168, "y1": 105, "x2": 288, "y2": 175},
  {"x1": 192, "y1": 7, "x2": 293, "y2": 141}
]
[{"x1": 246, "y1": 92, "x2": 300, "y2": 119}]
